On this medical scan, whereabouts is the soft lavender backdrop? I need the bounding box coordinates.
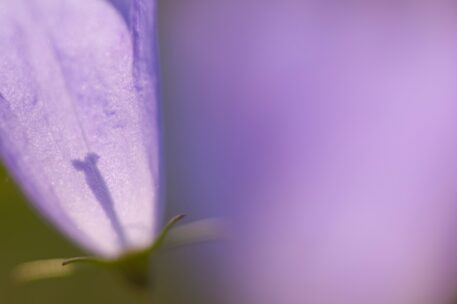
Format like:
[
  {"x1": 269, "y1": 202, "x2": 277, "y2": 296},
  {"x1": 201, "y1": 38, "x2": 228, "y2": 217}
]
[{"x1": 159, "y1": 1, "x2": 457, "y2": 304}]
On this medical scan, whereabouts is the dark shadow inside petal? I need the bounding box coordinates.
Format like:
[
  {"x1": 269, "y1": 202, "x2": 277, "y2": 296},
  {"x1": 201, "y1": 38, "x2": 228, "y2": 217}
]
[{"x1": 72, "y1": 153, "x2": 127, "y2": 249}]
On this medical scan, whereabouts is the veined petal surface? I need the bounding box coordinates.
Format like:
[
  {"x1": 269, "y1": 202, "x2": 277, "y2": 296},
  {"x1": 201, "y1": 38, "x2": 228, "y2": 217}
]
[{"x1": 0, "y1": 0, "x2": 159, "y2": 258}]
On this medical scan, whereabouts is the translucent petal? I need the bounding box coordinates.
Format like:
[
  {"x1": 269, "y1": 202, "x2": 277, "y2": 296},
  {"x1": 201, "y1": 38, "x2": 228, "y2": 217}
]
[{"x1": 0, "y1": 0, "x2": 159, "y2": 258}]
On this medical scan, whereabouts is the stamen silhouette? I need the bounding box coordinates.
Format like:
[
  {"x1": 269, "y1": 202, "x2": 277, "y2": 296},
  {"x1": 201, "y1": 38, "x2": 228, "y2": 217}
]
[{"x1": 72, "y1": 153, "x2": 127, "y2": 248}]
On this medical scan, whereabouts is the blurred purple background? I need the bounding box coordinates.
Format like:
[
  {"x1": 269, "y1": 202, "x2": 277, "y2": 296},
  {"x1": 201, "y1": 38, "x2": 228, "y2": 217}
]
[{"x1": 159, "y1": 1, "x2": 457, "y2": 303}]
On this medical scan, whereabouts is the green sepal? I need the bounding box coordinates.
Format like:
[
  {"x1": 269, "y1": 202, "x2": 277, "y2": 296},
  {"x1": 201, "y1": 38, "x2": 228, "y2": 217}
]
[
  {"x1": 61, "y1": 214, "x2": 186, "y2": 289},
  {"x1": 13, "y1": 215, "x2": 185, "y2": 288},
  {"x1": 12, "y1": 215, "x2": 224, "y2": 289},
  {"x1": 12, "y1": 258, "x2": 78, "y2": 283}
]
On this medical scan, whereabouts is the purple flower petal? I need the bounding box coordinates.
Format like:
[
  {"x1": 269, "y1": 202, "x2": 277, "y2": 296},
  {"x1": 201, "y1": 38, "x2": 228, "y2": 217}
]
[{"x1": 0, "y1": 0, "x2": 159, "y2": 258}]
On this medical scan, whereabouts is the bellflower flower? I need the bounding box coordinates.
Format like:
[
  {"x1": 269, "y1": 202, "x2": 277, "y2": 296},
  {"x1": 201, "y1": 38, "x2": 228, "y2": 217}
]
[
  {"x1": 0, "y1": 0, "x2": 160, "y2": 259},
  {"x1": 161, "y1": 1, "x2": 457, "y2": 304}
]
